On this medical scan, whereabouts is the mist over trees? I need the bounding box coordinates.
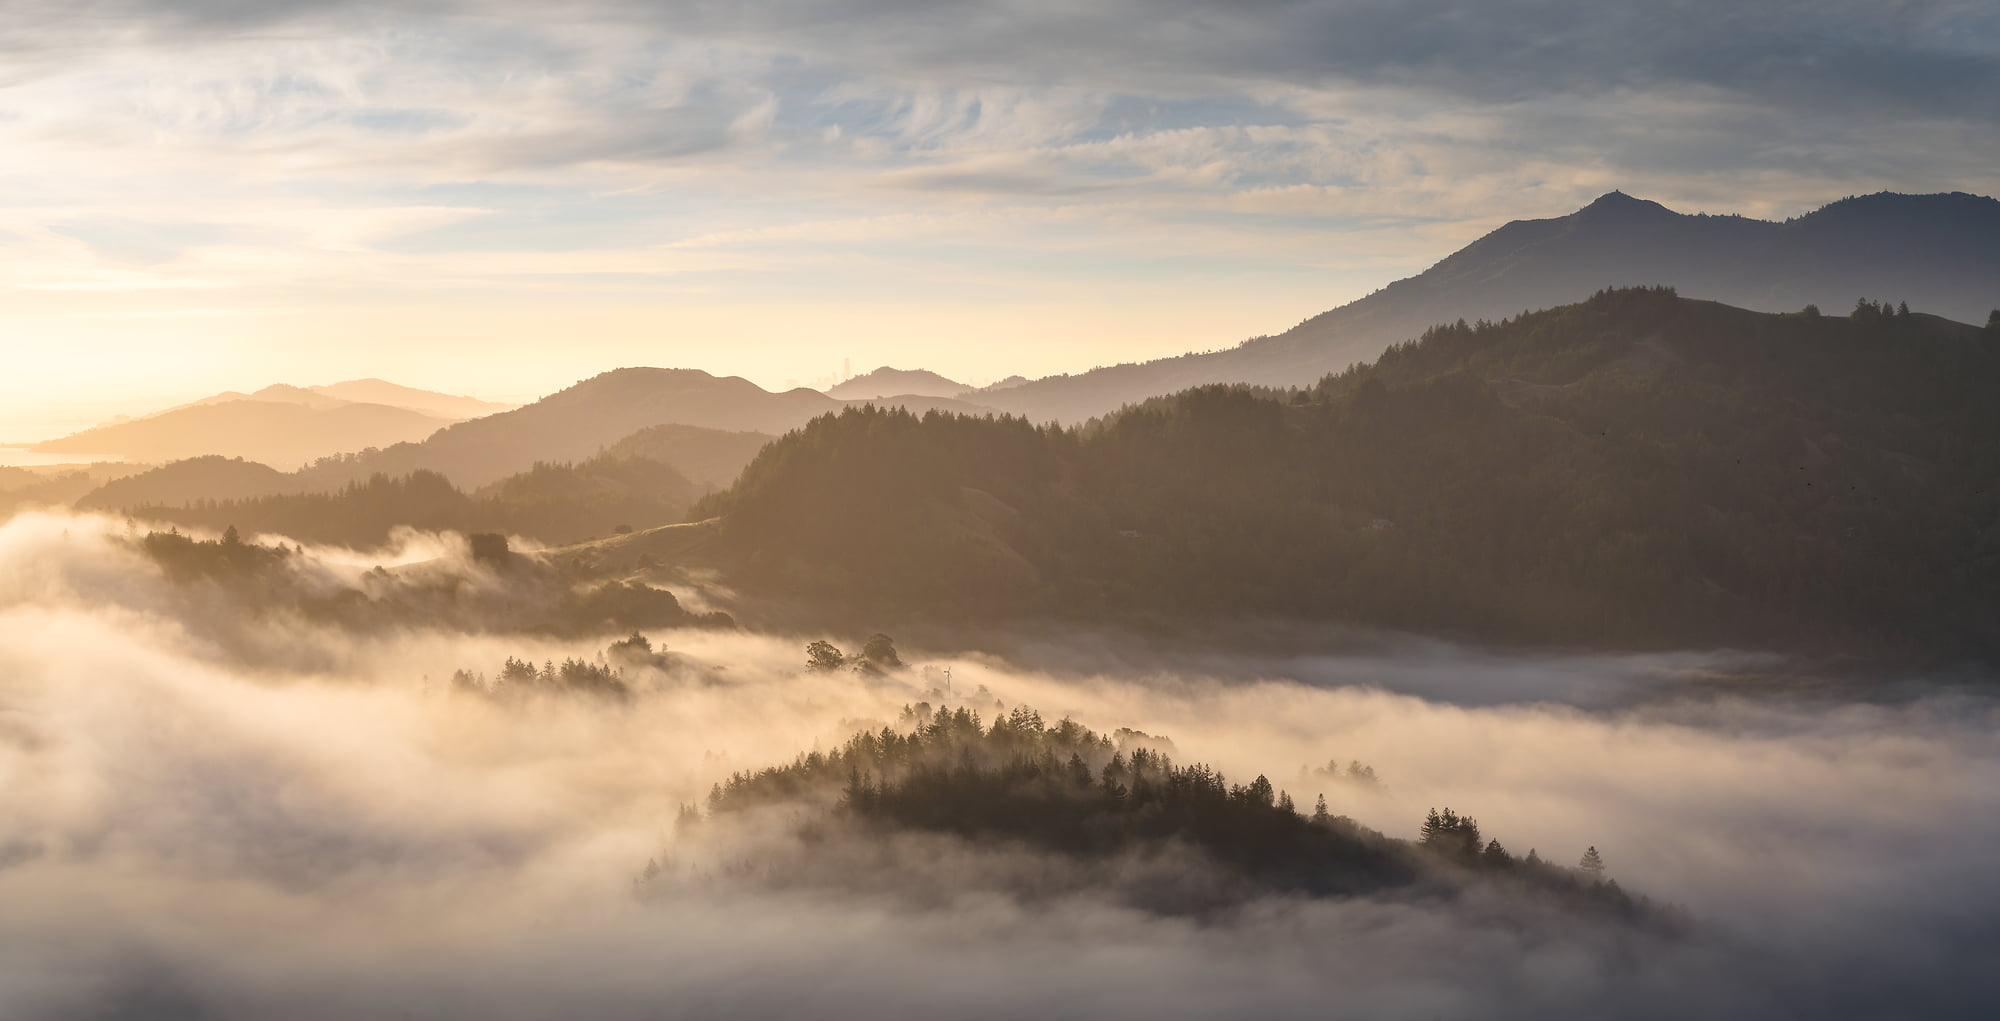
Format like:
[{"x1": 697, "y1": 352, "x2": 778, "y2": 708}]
[
  {"x1": 686, "y1": 704, "x2": 1656, "y2": 922},
  {"x1": 131, "y1": 527, "x2": 732, "y2": 638}
]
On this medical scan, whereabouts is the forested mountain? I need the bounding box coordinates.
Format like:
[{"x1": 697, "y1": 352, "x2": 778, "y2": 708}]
[
  {"x1": 684, "y1": 289, "x2": 2000, "y2": 660},
  {"x1": 973, "y1": 191, "x2": 2000, "y2": 423},
  {"x1": 601, "y1": 424, "x2": 776, "y2": 489},
  {"x1": 827, "y1": 367, "x2": 971, "y2": 400},
  {"x1": 293, "y1": 368, "x2": 989, "y2": 490},
  {"x1": 75, "y1": 456, "x2": 300, "y2": 510},
  {"x1": 123, "y1": 453, "x2": 700, "y2": 549},
  {"x1": 29, "y1": 399, "x2": 453, "y2": 469}
]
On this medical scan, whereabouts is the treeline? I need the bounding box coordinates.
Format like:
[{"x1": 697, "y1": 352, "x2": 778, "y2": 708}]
[
  {"x1": 693, "y1": 705, "x2": 1649, "y2": 918},
  {"x1": 127, "y1": 454, "x2": 700, "y2": 549},
  {"x1": 134, "y1": 529, "x2": 732, "y2": 636},
  {"x1": 692, "y1": 288, "x2": 2000, "y2": 659},
  {"x1": 448, "y1": 633, "x2": 690, "y2": 701}
]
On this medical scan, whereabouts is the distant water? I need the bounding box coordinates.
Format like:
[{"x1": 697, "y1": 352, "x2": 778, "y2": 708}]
[{"x1": 0, "y1": 447, "x2": 123, "y2": 468}]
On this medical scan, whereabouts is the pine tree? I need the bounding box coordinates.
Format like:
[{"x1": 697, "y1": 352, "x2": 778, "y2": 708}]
[
  {"x1": 1578, "y1": 845, "x2": 1606, "y2": 881},
  {"x1": 1312, "y1": 793, "x2": 1331, "y2": 824}
]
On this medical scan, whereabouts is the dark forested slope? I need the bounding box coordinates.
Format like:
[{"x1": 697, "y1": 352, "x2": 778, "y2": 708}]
[
  {"x1": 127, "y1": 453, "x2": 701, "y2": 549},
  {"x1": 690, "y1": 289, "x2": 2000, "y2": 658}
]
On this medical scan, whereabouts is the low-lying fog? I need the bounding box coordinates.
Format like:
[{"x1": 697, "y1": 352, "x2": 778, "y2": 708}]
[{"x1": 2, "y1": 511, "x2": 1994, "y2": 1019}]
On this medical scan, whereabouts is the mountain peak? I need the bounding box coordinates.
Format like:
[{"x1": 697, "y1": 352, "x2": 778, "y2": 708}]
[
  {"x1": 1575, "y1": 190, "x2": 1676, "y2": 219},
  {"x1": 828, "y1": 366, "x2": 970, "y2": 400}
]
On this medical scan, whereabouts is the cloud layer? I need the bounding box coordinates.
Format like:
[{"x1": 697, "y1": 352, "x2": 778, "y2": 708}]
[{"x1": 2, "y1": 511, "x2": 1998, "y2": 1017}]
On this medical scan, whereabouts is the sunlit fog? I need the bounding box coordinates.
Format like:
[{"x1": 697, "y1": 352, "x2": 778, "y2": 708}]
[{"x1": 4, "y1": 2, "x2": 1998, "y2": 1018}]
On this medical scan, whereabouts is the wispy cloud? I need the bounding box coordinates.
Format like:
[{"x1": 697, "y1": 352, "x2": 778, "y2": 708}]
[{"x1": 0, "y1": 0, "x2": 1994, "y2": 416}]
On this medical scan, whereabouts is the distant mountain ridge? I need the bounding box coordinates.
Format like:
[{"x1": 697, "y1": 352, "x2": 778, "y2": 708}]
[
  {"x1": 31, "y1": 400, "x2": 453, "y2": 470},
  {"x1": 28, "y1": 378, "x2": 517, "y2": 469},
  {"x1": 167, "y1": 379, "x2": 513, "y2": 421},
  {"x1": 65, "y1": 370, "x2": 970, "y2": 514},
  {"x1": 296, "y1": 368, "x2": 995, "y2": 490},
  {"x1": 972, "y1": 190, "x2": 2000, "y2": 423},
  {"x1": 827, "y1": 367, "x2": 971, "y2": 400},
  {"x1": 308, "y1": 379, "x2": 516, "y2": 420}
]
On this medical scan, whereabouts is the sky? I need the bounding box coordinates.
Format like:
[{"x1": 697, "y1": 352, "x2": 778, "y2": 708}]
[{"x1": 1, "y1": 0, "x2": 1996, "y2": 438}]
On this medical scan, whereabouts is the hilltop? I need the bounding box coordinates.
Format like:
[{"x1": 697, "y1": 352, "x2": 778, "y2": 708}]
[{"x1": 827, "y1": 367, "x2": 972, "y2": 400}]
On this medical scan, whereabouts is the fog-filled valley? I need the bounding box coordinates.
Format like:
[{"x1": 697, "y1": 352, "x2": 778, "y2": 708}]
[
  {"x1": 3, "y1": 510, "x2": 1998, "y2": 1019},
  {"x1": 6, "y1": 14, "x2": 1998, "y2": 1002}
]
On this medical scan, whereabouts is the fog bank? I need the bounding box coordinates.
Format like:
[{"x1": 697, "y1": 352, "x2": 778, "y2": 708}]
[{"x1": 1, "y1": 512, "x2": 1995, "y2": 1018}]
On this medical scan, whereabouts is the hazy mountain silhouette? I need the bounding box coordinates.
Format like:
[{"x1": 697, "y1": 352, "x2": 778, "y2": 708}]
[
  {"x1": 177, "y1": 384, "x2": 351, "y2": 413},
  {"x1": 0, "y1": 462, "x2": 143, "y2": 518},
  {"x1": 168, "y1": 379, "x2": 512, "y2": 420},
  {"x1": 308, "y1": 379, "x2": 516, "y2": 420},
  {"x1": 973, "y1": 191, "x2": 2000, "y2": 423},
  {"x1": 30, "y1": 400, "x2": 453, "y2": 470},
  {"x1": 296, "y1": 368, "x2": 994, "y2": 490},
  {"x1": 827, "y1": 367, "x2": 971, "y2": 400},
  {"x1": 29, "y1": 378, "x2": 515, "y2": 470}
]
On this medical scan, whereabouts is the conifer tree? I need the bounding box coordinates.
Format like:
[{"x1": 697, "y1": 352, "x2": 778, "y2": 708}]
[{"x1": 1578, "y1": 845, "x2": 1606, "y2": 881}]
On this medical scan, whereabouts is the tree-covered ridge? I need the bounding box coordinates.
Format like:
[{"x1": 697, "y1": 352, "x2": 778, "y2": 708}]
[
  {"x1": 692, "y1": 705, "x2": 1654, "y2": 921},
  {"x1": 691, "y1": 289, "x2": 2000, "y2": 660},
  {"x1": 124, "y1": 454, "x2": 700, "y2": 549}
]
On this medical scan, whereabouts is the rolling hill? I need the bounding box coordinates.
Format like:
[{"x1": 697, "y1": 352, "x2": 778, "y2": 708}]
[
  {"x1": 601, "y1": 424, "x2": 777, "y2": 490},
  {"x1": 74, "y1": 456, "x2": 300, "y2": 511},
  {"x1": 309, "y1": 378, "x2": 517, "y2": 420},
  {"x1": 29, "y1": 399, "x2": 454, "y2": 470},
  {"x1": 827, "y1": 367, "x2": 972, "y2": 400},
  {"x1": 973, "y1": 191, "x2": 2000, "y2": 423}
]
